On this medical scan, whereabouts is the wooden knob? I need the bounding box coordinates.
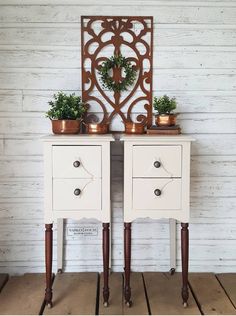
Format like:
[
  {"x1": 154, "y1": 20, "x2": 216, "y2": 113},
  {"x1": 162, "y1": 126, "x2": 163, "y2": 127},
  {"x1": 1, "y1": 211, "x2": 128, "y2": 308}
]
[
  {"x1": 74, "y1": 188, "x2": 81, "y2": 196},
  {"x1": 154, "y1": 189, "x2": 161, "y2": 196},
  {"x1": 73, "y1": 160, "x2": 80, "y2": 168},
  {"x1": 154, "y1": 161, "x2": 161, "y2": 168}
]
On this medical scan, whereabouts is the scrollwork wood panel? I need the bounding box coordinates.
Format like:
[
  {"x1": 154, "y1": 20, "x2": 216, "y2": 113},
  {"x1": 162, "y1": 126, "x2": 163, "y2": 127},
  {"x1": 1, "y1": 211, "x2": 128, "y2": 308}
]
[{"x1": 81, "y1": 16, "x2": 153, "y2": 131}]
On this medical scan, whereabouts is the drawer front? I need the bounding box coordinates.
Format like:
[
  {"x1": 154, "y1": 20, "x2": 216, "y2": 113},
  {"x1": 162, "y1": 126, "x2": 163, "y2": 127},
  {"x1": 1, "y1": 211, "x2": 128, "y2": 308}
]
[
  {"x1": 133, "y1": 145, "x2": 182, "y2": 178},
  {"x1": 53, "y1": 146, "x2": 101, "y2": 178},
  {"x1": 133, "y1": 178, "x2": 181, "y2": 210},
  {"x1": 53, "y1": 178, "x2": 101, "y2": 210}
]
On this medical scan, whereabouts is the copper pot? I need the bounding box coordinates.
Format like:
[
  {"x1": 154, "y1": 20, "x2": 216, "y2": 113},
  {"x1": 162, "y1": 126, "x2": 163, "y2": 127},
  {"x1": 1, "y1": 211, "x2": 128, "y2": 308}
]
[
  {"x1": 51, "y1": 120, "x2": 81, "y2": 134},
  {"x1": 87, "y1": 123, "x2": 109, "y2": 134},
  {"x1": 124, "y1": 122, "x2": 145, "y2": 134},
  {"x1": 170, "y1": 114, "x2": 177, "y2": 126},
  {"x1": 156, "y1": 114, "x2": 177, "y2": 127}
]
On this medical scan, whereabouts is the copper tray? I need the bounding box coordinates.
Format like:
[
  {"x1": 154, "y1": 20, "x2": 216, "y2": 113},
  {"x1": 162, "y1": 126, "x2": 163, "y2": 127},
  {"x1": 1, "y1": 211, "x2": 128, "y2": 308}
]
[
  {"x1": 124, "y1": 122, "x2": 145, "y2": 134},
  {"x1": 86, "y1": 123, "x2": 109, "y2": 134}
]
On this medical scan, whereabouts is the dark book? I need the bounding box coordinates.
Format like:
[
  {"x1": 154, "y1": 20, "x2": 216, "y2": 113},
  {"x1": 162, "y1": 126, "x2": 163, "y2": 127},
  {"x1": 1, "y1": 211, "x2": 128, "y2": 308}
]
[{"x1": 147, "y1": 125, "x2": 181, "y2": 135}]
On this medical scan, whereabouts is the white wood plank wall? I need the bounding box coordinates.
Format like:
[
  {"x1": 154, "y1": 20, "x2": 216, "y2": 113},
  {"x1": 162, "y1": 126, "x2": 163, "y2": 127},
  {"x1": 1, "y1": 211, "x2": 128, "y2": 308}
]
[{"x1": 0, "y1": 0, "x2": 236, "y2": 274}]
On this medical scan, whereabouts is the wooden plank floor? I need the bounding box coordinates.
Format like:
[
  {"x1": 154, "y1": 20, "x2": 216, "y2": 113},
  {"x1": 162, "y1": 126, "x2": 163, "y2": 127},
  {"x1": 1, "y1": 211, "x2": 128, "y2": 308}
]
[
  {"x1": 0, "y1": 274, "x2": 8, "y2": 292},
  {"x1": 0, "y1": 272, "x2": 236, "y2": 315}
]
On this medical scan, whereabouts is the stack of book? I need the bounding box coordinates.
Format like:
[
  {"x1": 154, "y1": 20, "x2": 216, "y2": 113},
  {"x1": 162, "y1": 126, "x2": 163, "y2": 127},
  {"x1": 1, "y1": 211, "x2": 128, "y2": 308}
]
[{"x1": 147, "y1": 125, "x2": 181, "y2": 135}]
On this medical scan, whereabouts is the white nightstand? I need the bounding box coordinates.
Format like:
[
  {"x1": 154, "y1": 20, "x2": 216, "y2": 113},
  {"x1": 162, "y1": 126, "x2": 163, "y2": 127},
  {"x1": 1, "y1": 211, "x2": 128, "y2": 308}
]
[
  {"x1": 122, "y1": 135, "x2": 194, "y2": 307},
  {"x1": 42, "y1": 134, "x2": 113, "y2": 307}
]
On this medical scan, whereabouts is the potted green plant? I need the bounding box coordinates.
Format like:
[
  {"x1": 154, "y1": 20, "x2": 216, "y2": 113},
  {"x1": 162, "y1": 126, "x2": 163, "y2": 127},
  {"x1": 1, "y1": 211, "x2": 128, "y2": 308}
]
[
  {"x1": 153, "y1": 95, "x2": 177, "y2": 126},
  {"x1": 46, "y1": 92, "x2": 87, "y2": 134}
]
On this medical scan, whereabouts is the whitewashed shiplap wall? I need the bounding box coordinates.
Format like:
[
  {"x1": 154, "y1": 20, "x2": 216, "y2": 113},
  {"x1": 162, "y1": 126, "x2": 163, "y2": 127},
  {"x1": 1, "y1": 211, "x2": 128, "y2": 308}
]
[{"x1": 0, "y1": 0, "x2": 236, "y2": 274}]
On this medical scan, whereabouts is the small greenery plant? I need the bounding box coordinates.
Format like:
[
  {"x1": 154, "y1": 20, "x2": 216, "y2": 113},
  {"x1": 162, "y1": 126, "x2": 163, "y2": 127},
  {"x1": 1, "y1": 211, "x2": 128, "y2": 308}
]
[
  {"x1": 153, "y1": 95, "x2": 177, "y2": 115},
  {"x1": 46, "y1": 92, "x2": 87, "y2": 120}
]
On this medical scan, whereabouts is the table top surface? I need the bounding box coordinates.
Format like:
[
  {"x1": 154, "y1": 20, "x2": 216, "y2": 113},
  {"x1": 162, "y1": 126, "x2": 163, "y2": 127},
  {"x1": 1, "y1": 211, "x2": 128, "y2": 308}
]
[{"x1": 42, "y1": 133, "x2": 195, "y2": 142}]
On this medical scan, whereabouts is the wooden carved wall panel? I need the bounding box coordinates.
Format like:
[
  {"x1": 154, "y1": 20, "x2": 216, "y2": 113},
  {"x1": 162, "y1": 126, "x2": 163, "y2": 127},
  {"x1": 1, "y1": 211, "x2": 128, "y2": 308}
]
[{"x1": 81, "y1": 16, "x2": 153, "y2": 131}]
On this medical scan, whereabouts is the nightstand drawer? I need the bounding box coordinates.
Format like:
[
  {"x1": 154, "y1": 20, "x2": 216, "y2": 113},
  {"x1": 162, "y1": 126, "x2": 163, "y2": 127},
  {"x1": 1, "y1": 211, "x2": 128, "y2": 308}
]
[
  {"x1": 53, "y1": 146, "x2": 101, "y2": 178},
  {"x1": 133, "y1": 178, "x2": 181, "y2": 210},
  {"x1": 53, "y1": 178, "x2": 101, "y2": 210},
  {"x1": 133, "y1": 145, "x2": 182, "y2": 178}
]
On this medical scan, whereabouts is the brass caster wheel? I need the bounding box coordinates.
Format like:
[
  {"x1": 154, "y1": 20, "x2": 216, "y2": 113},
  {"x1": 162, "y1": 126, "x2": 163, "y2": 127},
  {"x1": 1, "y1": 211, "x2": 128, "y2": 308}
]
[
  {"x1": 103, "y1": 301, "x2": 109, "y2": 307},
  {"x1": 183, "y1": 302, "x2": 188, "y2": 308},
  {"x1": 169, "y1": 268, "x2": 175, "y2": 275},
  {"x1": 125, "y1": 300, "x2": 132, "y2": 308},
  {"x1": 57, "y1": 269, "x2": 63, "y2": 274},
  {"x1": 47, "y1": 302, "x2": 52, "y2": 309}
]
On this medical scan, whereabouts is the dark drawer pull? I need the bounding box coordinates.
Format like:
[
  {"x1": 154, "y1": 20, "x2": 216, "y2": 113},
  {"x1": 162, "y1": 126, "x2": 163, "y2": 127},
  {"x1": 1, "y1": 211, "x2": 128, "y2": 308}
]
[
  {"x1": 73, "y1": 160, "x2": 80, "y2": 168},
  {"x1": 154, "y1": 161, "x2": 161, "y2": 168},
  {"x1": 74, "y1": 188, "x2": 81, "y2": 196},
  {"x1": 154, "y1": 189, "x2": 162, "y2": 196}
]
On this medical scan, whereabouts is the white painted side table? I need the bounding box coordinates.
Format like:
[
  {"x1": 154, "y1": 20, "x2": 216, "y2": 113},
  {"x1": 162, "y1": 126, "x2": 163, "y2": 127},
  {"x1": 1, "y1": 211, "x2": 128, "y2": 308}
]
[
  {"x1": 122, "y1": 135, "x2": 194, "y2": 307},
  {"x1": 42, "y1": 134, "x2": 113, "y2": 308}
]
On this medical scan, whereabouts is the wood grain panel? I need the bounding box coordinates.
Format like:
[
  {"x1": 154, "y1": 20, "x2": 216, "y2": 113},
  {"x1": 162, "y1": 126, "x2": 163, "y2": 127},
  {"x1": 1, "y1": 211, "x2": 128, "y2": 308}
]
[
  {"x1": 1, "y1": 5, "x2": 236, "y2": 24},
  {"x1": 191, "y1": 134, "x2": 236, "y2": 155},
  {"x1": 0, "y1": 274, "x2": 8, "y2": 292},
  {"x1": 123, "y1": 273, "x2": 149, "y2": 315},
  {"x1": 3, "y1": 136, "x2": 43, "y2": 156},
  {"x1": 1, "y1": 68, "x2": 236, "y2": 90},
  {"x1": 0, "y1": 179, "x2": 43, "y2": 198},
  {"x1": 216, "y1": 273, "x2": 236, "y2": 309},
  {"x1": 0, "y1": 157, "x2": 43, "y2": 177},
  {"x1": 3, "y1": 239, "x2": 236, "y2": 264},
  {"x1": 0, "y1": 117, "x2": 49, "y2": 134},
  {"x1": 20, "y1": 90, "x2": 236, "y2": 113},
  {"x1": 144, "y1": 272, "x2": 200, "y2": 315},
  {"x1": 189, "y1": 273, "x2": 236, "y2": 315},
  {"x1": 0, "y1": 93, "x2": 22, "y2": 112},
  {"x1": 2, "y1": 220, "x2": 236, "y2": 244},
  {"x1": 2, "y1": 48, "x2": 236, "y2": 69},
  {"x1": 0, "y1": 27, "x2": 235, "y2": 46},
  {"x1": 191, "y1": 156, "x2": 236, "y2": 177},
  {"x1": 99, "y1": 272, "x2": 123, "y2": 315},
  {"x1": 0, "y1": 273, "x2": 45, "y2": 315},
  {"x1": 0, "y1": 0, "x2": 236, "y2": 5},
  {"x1": 0, "y1": 202, "x2": 43, "y2": 222},
  {"x1": 44, "y1": 273, "x2": 97, "y2": 315}
]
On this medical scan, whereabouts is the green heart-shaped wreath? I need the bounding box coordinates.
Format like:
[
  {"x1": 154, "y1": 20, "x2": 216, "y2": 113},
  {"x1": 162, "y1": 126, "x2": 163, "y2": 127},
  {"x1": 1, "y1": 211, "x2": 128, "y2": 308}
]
[{"x1": 98, "y1": 54, "x2": 137, "y2": 93}]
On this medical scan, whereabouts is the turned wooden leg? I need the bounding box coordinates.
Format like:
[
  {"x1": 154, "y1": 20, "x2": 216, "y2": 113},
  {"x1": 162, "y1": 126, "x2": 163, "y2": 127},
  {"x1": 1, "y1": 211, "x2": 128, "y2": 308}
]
[
  {"x1": 124, "y1": 222, "x2": 132, "y2": 307},
  {"x1": 103, "y1": 223, "x2": 110, "y2": 307},
  {"x1": 181, "y1": 223, "x2": 189, "y2": 307},
  {"x1": 45, "y1": 224, "x2": 53, "y2": 308}
]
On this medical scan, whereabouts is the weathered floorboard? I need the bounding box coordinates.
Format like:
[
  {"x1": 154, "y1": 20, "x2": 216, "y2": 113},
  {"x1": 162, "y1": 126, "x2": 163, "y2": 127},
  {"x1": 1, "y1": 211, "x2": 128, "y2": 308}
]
[
  {"x1": 0, "y1": 274, "x2": 8, "y2": 292},
  {"x1": 143, "y1": 272, "x2": 200, "y2": 315},
  {"x1": 99, "y1": 272, "x2": 123, "y2": 315},
  {"x1": 0, "y1": 273, "x2": 45, "y2": 315},
  {"x1": 99, "y1": 272, "x2": 148, "y2": 315},
  {"x1": 0, "y1": 272, "x2": 236, "y2": 315},
  {"x1": 123, "y1": 272, "x2": 149, "y2": 315},
  {"x1": 189, "y1": 273, "x2": 236, "y2": 315},
  {"x1": 44, "y1": 272, "x2": 98, "y2": 315},
  {"x1": 216, "y1": 274, "x2": 236, "y2": 310}
]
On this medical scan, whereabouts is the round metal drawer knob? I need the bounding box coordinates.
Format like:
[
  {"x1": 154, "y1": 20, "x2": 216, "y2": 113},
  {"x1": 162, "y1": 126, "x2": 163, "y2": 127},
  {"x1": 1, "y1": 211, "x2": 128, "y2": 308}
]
[
  {"x1": 73, "y1": 160, "x2": 80, "y2": 168},
  {"x1": 74, "y1": 188, "x2": 81, "y2": 196},
  {"x1": 154, "y1": 189, "x2": 162, "y2": 196},
  {"x1": 154, "y1": 161, "x2": 161, "y2": 168}
]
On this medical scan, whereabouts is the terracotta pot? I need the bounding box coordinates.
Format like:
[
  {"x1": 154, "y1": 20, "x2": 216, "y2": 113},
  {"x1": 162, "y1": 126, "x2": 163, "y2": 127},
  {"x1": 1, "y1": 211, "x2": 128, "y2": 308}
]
[
  {"x1": 156, "y1": 114, "x2": 177, "y2": 127},
  {"x1": 124, "y1": 122, "x2": 145, "y2": 134},
  {"x1": 87, "y1": 123, "x2": 109, "y2": 134},
  {"x1": 51, "y1": 120, "x2": 81, "y2": 134}
]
